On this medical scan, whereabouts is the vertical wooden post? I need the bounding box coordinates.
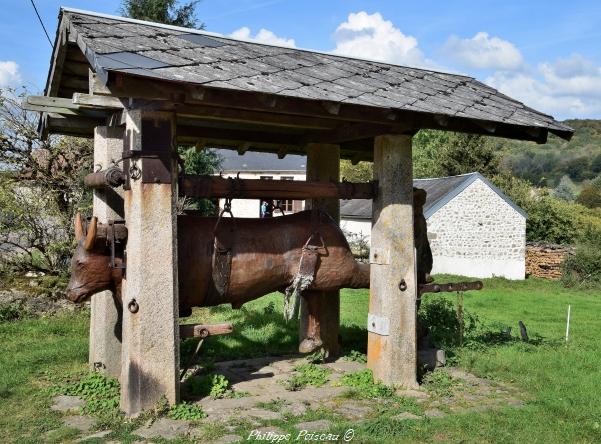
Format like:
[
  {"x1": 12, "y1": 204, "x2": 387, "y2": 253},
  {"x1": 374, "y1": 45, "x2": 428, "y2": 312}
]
[
  {"x1": 89, "y1": 126, "x2": 124, "y2": 379},
  {"x1": 120, "y1": 110, "x2": 180, "y2": 415},
  {"x1": 299, "y1": 143, "x2": 340, "y2": 357},
  {"x1": 368, "y1": 135, "x2": 418, "y2": 388}
]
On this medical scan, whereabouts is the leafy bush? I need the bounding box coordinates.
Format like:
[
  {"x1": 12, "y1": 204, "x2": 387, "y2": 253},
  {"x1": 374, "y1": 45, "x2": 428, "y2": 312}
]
[
  {"x1": 183, "y1": 373, "x2": 248, "y2": 399},
  {"x1": 0, "y1": 300, "x2": 26, "y2": 322},
  {"x1": 60, "y1": 372, "x2": 120, "y2": 417},
  {"x1": 562, "y1": 229, "x2": 601, "y2": 288},
  {"x1": 282, "y1": 363, "x2": 331, "y2": 391},
  {"x1": 418, "y1": 295, "x2": 479, "y2": 348},
  {"x1": 421, "y1": 369, "x2": 457, "y2": 397},
  {"x1": 343, "y1": 350, "x2": 367, "y2": 364},
  {"x1": 168, "y1": 401, "x2": 206, "y2": 420},
  {"x1": 338, "y1": 369, "x2": 395, "y2": 399}
]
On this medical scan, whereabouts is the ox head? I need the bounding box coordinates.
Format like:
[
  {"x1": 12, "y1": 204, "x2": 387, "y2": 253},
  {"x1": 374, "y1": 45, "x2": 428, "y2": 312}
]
[{"x1": 66, "y1": 214, "x2": 116, "y2": 303}]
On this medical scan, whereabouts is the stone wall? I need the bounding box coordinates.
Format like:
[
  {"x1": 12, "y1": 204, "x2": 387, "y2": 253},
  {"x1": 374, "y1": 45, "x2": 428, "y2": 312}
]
[
  {"x1": 427, "y1": 178, "x2": 526, "y2": 280},
  {"x1": 525, "y1": 242, "x2": 574, "y2": 280}
]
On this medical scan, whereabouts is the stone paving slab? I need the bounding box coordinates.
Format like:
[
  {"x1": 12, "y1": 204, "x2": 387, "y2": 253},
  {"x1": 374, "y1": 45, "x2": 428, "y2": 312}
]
[
  {"x1": 132, "y1": 418, "x2": 191, "y2": 440},
  {"x1": 62, "y1": 415, "x2": 95, "y2": 432},
  {"x1": 294, "y1": 420, "x2": 334, "y2": 431},
  {"x1": 51, "y1": 395, "x2": 85, "y2": 412},
  {"x1": 188, "y1": 356, "x2": 526, "y2": 426},
  {"x1": 76, "y1": 430, "x2": 112, "y2": 442}
]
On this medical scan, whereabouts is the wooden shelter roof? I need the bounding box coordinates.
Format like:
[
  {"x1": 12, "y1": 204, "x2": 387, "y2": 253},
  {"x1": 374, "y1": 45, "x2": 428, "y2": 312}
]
[{"x1": 38, "y1": 8, "x2": 573, "y2": 160}]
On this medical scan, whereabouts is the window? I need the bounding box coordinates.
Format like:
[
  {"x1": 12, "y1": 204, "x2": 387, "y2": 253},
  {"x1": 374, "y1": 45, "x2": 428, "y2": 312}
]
[{"x1": 279, "y1": 176, "x2": 296, "y2": 213}]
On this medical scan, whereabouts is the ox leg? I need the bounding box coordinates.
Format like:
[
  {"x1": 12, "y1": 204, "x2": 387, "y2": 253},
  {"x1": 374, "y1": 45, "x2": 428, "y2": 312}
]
[
  {"x1": 299, "y1": 143, "x2": 340, "y2": 358},
  {"x1": 89, "y1": 126, "x2": 124, "y2": 379},
  {"x1": 299, "y1": 290, "x2": 324, "y2": 353}
]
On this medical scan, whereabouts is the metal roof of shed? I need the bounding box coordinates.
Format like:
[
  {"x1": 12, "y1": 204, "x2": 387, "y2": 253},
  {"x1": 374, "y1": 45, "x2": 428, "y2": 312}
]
[
  {"x1": 340, "y1": 172, "x2": 527, "y2": 220},
  {"x1": 42, "y1": 8, "x2": 573, "y2": 147}
]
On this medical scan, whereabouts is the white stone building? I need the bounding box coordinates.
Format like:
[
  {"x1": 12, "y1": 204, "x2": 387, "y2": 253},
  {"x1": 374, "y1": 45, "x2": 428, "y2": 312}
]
[
  {"x1": 340, "y1": 173, "x2": 527, "y2": 280},
  {"x1": 215, "y1": 150, "x2": 527, "y2": 280},
  {"x1": 217, "y1": 150, "x2": 306, "y2": 217}
]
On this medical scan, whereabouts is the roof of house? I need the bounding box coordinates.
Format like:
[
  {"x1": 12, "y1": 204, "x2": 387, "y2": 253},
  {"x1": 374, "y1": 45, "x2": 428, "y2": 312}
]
[
  {"x1": 340, "y1": 172, "x2": 528, "y2": 220},
  {"x1": 44, "y1": 8, "x2": 573, "y2": 145},
  {"x1": 218, "y1": 149, "x2": 306, "y2": 172}
]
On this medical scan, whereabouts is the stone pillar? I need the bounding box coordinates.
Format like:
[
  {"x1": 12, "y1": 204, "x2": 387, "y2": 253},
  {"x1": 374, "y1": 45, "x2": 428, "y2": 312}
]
[
  {"x1": 368, "y1": 135, "x2": 418, "y2": 388},
  {"x1": 120, "y1": 110, "x2": 180, "y2": 415},
  {"x1": 299, "y1": 143, "x2": 340, "y2": 357},
  {"x1": 89, "y1": 126, "x2": 124, "y2": 379}
]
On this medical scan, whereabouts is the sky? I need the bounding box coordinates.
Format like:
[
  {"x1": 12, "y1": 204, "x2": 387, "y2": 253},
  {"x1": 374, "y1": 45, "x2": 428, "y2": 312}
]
[{"x1": 1, "y1": 0, "x2": 600, "y2": 120}]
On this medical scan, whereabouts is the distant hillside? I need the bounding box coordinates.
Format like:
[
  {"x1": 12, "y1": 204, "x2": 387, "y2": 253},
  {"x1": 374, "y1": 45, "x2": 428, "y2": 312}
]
[{"x1": 491, "y1": 119, "x2": 601, "y2": 187}]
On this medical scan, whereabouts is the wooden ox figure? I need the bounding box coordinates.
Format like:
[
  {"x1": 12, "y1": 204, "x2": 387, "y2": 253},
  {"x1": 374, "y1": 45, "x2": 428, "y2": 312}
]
[
  {"x1": 67, "y1": 189, "x2": 432, "y2": 352},
  {"x1": 67, "y1": 210, "x2": 370, "y2": 314}
]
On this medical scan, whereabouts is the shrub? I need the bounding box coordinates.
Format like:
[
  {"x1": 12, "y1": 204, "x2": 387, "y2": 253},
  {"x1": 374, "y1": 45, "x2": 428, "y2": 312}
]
[
  {"x1": 338, "y1": 369, "x2": 395, "y2": 399},
  {"x1": 282, "y1": 363, "x2": 331, "y2": 391},
  {"x1": 418, "y1": 295, "x2": 479, "y2": 348},
  {"x1": 562, "y1": 229, "x2": 601, "y2": 288},
  {"x1": 0, "y1": 300, "x2": 27, "y2": 322},
  {"x1": 60, "y1": 372, "x2": 120, "y2": 417},
  {"x1": 168, "y1": 402, "x2": 206, "y2": 420}
]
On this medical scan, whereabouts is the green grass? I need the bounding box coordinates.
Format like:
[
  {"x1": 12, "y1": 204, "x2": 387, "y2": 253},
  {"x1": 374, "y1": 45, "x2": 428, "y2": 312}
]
[{"x1": 1, "y1": 277, "x2": 600, "y2": 443}]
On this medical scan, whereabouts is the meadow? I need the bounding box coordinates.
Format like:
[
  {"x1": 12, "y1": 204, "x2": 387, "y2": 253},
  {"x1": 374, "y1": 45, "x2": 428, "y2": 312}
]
[{"x1": 0, "y1": 276, "x2": 600, "y2": 443}]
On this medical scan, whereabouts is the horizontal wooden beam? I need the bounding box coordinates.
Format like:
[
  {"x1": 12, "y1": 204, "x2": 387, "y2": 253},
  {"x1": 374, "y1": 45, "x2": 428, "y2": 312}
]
[
  {"x1": 179, "y1": 323, "x2": 233, "y2": 339},
  {"x1": 180, "y1": 175, "x2": 377, "y2": 200},
  {"x1": 73, "y1": 93, "x2": 123, "y2": 109}
]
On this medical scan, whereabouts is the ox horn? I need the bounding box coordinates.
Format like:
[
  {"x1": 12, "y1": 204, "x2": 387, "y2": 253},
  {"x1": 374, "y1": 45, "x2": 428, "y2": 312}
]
[
  {"x1": 84, "y1": 217, "x2": 97, "y2": 251},
  {"x1": 75, "y1": 212, "x2": 84, "y2": 241}
]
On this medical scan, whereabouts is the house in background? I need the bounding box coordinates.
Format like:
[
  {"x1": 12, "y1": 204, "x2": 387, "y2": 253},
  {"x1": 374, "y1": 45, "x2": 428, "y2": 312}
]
[
  {"x1": 340, "y1": 172, "x2": 527, "y2": 280},
  {"x1": 216, "y1": 150, "x2": 527, "y2": 280},
  {"x1": 217, "y1": 150, "x2": 306, "y2": 217}
]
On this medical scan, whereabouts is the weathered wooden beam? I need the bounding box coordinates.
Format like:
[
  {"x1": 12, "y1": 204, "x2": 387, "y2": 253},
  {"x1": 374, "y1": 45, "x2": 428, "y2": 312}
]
[
  {"x1": 89, "y1": 70, "x2": 112, "y2": 95},
  {"x1": 61, "y1": 74, "x2": 89, "y2": 91},
  {"x1": 179, "y1": 323, "x2": 233, "y2": 339},
  {"x1": 105, "y1": 73, "x2": 420, "y2": 127},
  {"x1": 73, "y1": 93, "x2": 123, "y2": 109},
  {"x1": 180, "y1": 175, "x2": 377, "y2": 200}
]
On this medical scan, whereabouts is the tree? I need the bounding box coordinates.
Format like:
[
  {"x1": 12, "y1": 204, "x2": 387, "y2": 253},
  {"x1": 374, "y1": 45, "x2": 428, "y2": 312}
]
[
  {"x1": 179, "y1": 147, "x2": 222, "y2": 214},
  {"x1": 437, "y1": 133, "x2": 500, "y2": 177},
  {"x1": 340, "y1": 160, "x2": 372, "y2": 182},
  {"x1": 591, "y1": 153, "x2": 601, "y2": 174},
  {"x1": 121, "y1": 0, "x2": 204, "y2": 28},
  {"x1": 0, "y1": 88, "x2": 93, "y2": 274},
  {"x1": 577, "y1": 184, "x2": 601, "y2": 209},
  {"x1": 554, "y1": 175, "x2": 576, "y2": 201}
]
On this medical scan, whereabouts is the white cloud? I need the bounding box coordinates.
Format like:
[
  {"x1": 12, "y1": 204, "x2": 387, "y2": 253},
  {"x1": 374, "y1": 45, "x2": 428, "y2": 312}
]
[
  {"x1": 229, "y1": 26, "x2": 296, "y2": 47},
  {"x1": 0, "y1": 61, "x2": 21, "y2": 88},
  {"x1": 442, "y1": 32, "x2": 524, "y2": 70},
  {"x1": 331, "y1": 11, "x2": 435, "y2": 69},
  {"x1": 486, "y1": 55, "x2": 601, "y2": 119}
]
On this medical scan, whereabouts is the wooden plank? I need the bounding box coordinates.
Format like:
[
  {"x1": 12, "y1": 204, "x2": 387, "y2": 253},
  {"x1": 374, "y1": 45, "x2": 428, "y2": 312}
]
[
  {"x1": 73, "y1": 93, "x2": 124, "y2": 109},
  {"x1": 180, "y1": 175, "x2": 376, "y2": 200},
  {"x1": 61, "y1": 74, "x2": 89, "y2": 91},
  {"x1": 179, "y1": 323, "x2": 233, "y2": 338}
]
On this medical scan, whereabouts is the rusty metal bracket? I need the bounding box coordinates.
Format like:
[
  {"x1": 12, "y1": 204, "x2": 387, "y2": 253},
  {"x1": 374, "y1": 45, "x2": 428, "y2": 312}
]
[
  {"x1": 108, "y1": 219, "x2": 127, "y2": 270},
  {"x1": 122, "y1": 149, "x2": 173, "y2": 185}
]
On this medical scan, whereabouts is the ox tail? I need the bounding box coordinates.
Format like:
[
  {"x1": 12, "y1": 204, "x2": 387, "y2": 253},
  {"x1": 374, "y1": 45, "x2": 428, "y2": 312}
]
[{"x1": 349, "y1": 261, "x2": 370, "y2": 289}]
